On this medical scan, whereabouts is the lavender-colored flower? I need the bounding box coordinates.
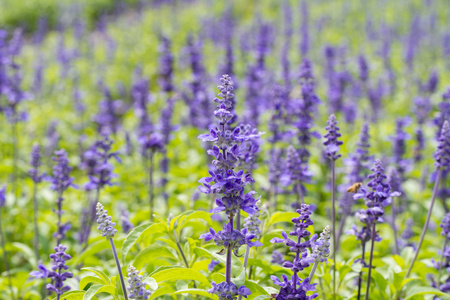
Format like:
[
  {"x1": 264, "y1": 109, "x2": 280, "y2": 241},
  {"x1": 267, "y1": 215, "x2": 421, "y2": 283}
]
[
  {"x1": 29, "y1": 143, "x2": 43, "y2": 183},
  {"x1": 121, "y1": 207, "x2": 134, "y2": 234},
  {"x1": 295, "y1": 59, "x2": 321, "y2": 163},
  {"x1": 271, "y1": 250, "x2": 285, "y2": 265},
  {"x1": 414, "y1": 128, "x2": 425, "y2": 163},
  {"x1": 270, "y1": 274, "x2": 318, "y2": 300},
  {"x1": 127, "y1": 266, "x2": 152, "y2": 300},
  {"x1": 208, "y1": 260, "x2": 220, "y2": 272},
  {"x1": 96, "y1": 202, "x2": 117, "y2": 238},
  {"x1": 198, "y1": 75, "x2": 259, "y2": 216},
  {"x1": 200, "y1": 223, "x2": 262, "y2": 256},
  {"x1": 208, "y1": 281, "x2": 251, "y2": 300},
  {"x1": 323, "y1": 114, "x2": 343, "y2": 161},
  {"x1": 243, "y1": 201, "x2": 261, "y2": 241},
  {"x1": 435, "y1": 121, "x2": 450, "y2": 171},
  {"x1": 399, "y1": 218, "x2": 415, "y2": 250},
  {"x1": 82, "y1": 132, "x2": 120, "y2": 191},
  {"x1": 299, "y1": 1, "x2": 309, "y2": 57},
  {"x1": 312, "y1": 226, "x2": 331, "y2": 263},
  {"x1": 50, "y1": 149, "x2": 76, "y2": 195},
  {"x1": 441, "y1": 213, "x2": 450, "y2": 239},
  {"x1": 30, "y1": 245, "x2": 73, "y2": 297},
  {"x1": 94, "y1": 87, "x2": 127, "y2": 134},
  {"x1": 358, "y1": 55, "x2": 369, "y2": 83},
  {"x1": 158, "y1": 36, "x2": 174, "y2": 93},
  {"x1": 270, "y1": 204, "x2": 318, "y2": 299},
  {"x1": 391, "y1": 117, "x2": 411, "y2": 176},
  {"x1": 354, "y1": 160, "x2": 400, "y2": 224},
  {"x1": 0, "y1": 186, "x2": 5, "y2": 207},
  {"x1": 414, "y1": 97, "x2": 431, "y2": 125}
]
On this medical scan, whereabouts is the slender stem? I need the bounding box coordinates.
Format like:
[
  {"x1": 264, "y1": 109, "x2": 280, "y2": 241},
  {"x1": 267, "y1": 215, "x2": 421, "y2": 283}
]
[
  {"x1": 148, "y1": 151, "x2": 154, "y2": 222},
  {"x1": 82, "y1": 188, "x2": 100, "y2": 250},
  {"x1": 365, "y1": 223, "x2": 377, "y2": 300},
  {"x1": 236, "y1": 211, "x2": 241, "y2": 230},
  {"x1": 357, "y1": 241, "x2": 366, "y2": 300},
  {"x1": 331, "y1": 159, "x2": 336, "y2": 300},
  {"x1": 335, "y1": 210, "x2": 349, "y2": 252},
  {"x1": 209, "y1": 193, "x2": 215, "y2": 210},
  {"x1": 173, "y1": 229, "x2": 189, "y2": 268},
  {"x1": 308, "y1": 262, "x2": 319, "y2": 281},
  {"x1": 293, "y1": 235, "x2": 302, "y2": 291},
  {"x1": 109, "y1": 238, "x2": 128, "y2": 300},
  {"x1": 391, "y1": 195, "x2": 399, "y2": 254},
  {"x1": 33, "y1": 182, "x2": 39, "y2": 261},
  {"x1": 296, "y1": 181, "x2": 304, "y2": 205},
  {"x1": 319, "y1": 277, "x2": 327, "y2": 300},
  {"x1": 225, "y1": 216, "x2": 234, "y2": 284},
  {"x1": 238, "y1": 246, "x2": 251, "y2": 300},
  {"x1": 56, "y1": 193, "x2": 63, "y2": 246},
  {"x1": 0, "y1": 209, "x2": 15, "y2": 300},
  {"x1": 11, "y1": 121, "x2": 18, "y2": 201},
  {"x1": 437, "y1": 237, "x2": 448, "y2": 284},
  {"x1": 405, "y1": 169, "x2": 442, "y2": 278}
]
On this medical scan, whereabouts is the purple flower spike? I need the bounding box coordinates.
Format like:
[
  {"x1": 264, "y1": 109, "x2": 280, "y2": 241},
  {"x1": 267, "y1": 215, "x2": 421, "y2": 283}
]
[
  {"x1": 323, "y1": 114, "x2": 343, "y2": 160},
  {"x1": 441, "y1": 213, "x2": 450, "y2": 239},
  {"x1": 208, "y1": 281, "x2": 251, "y2": 299},
  {"x1": 435, "y1": 121, "x2": 450, "y2": 171}
]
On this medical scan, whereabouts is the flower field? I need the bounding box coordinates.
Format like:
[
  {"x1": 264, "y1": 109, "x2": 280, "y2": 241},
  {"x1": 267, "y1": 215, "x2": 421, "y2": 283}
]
[{"x1": 0, "y1": 0, "x2": 449, "y2": 299}]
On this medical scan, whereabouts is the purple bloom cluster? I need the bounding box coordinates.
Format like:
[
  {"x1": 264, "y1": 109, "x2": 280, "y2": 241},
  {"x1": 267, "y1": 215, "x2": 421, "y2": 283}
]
[
  {"x1": 29, "y1": 143, "x2": 44, "y2": 183},
  {"x1": 441, "y1": 213, "x2": 450, "y2": 239},
  {"x1": 435, "y1": 121, "x2": 450, "y2": 171},
  {"x1": 270, "y1": 204, "x2": 318, "y2": 299},
  {"x1": 323, "y1": 114, "x2": 343, "y2": 161},
  {"x1": 390, "y1": 117, "x2": 411, "y2": 176},
  {"x1": 198, "y1": 75, "x2": 259, "y2": 217},
  {"x1": 158, "y1": 36, "x2": 174, "y2": 93},
  {"x1": 208, "y1": 281, "x2": 251, "y2": 300},
  {"x1": 200, "y1": 223, "x2": 262, "y2": 256},
  {"x1": 30, "y1": 245, "x2": 73, "y2": 298},
  {"x1": 354, "y1": 160, "x2": 400, "y2": 224},
  {"x1": 127, "y1": 266, "x2": 152, "y2": 300},
  {"x1": 96, "y1": 202, "x2": 117, "y2": 238},
  {"x1": 50, "y1": 149, "x2": 76, "y2": 195},
  {"x1": 0, "y1": 186, "x2": 6, "y2": 207},
  {"x1": 82, "y1": 132, "x2": 120, "y2": 191}
]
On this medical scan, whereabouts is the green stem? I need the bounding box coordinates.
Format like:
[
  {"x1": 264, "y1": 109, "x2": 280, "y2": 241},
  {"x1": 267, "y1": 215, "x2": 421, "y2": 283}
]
[
  {"x1": 437, "y1": 237, "x2": 448, "y2": 285},
  {"x1": 0, "y1": 209, "x2": 15, "y2": 300},
  {"x1": 148, "y1": 152, "x2": 154, "y2": 222},
  {"x1": 405, "y1": 169, "x2": 442, "y2": 278},
  {"x1": 331, "y1": 159, "x2": 336, "y2": 300},
  {"x1": 308, "y1": 262, "x2": 319, "y2": 281},
  {"x1": 365, "y1": 223, "x2": 377, "y2": 300},
  {"x1": 33, "y1": 182, "x2": 39, "y2": 261},
  {"x1": 109, "y1": 238, "x2": 128, "y2": 300}
]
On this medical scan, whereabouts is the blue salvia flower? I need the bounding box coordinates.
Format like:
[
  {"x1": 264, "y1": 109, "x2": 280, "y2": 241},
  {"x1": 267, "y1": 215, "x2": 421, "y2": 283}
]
[
  {"x1": 399, "y1": 218, "x2": 415, "y2": 250},
  {"x1": 121, "y1": 207, "x2": 134, "y2": 234},
  {"x1": 50, "y1": 149, "x2": 76, "y2": 244},
  {"x1": 295, "y1": 58, "x2": 321, "y2": 163},
  {"x1": 300, "y1": 1, "x2": 309, "y2": 57},
  {"x1": 358, "y1": 55, "x2": 369, "y2": 83},
  {"x1": 323, "y1": 114, "x2": 343, "y2": 161},
  {"x1": 433, "y1": 89, "x2": 450, "y2": 139},
  {"x1": 30, "y1": 245, "x2": 73, "y2": 298},
  {"x1": 270, "y1": 204, "x2": 318, "y2": 299},
  {"x1": 208, "y1": 282, "x2": 251, "y2": 300},
  {"x1": 435, "y1": 121, "x2": 450, "y2": 171},
  {"x1": 0, "y1": 186, "x2": 5, "y2": 207},
  {"x1": 390, "y1": 117, "x2": 411, "y2": 176},
  {"x1": 82, "y1": 131, "x2": 121, "y2": 191},
  {"x1": 243, "y1": 201, "x2": 261, "y2": 241},
  {"x1": 312, "y1": 225, "x2": 331, "y2": 263},
  {"x1": 127, "y1": 266, "x2": 152, "y2": 300},
  {"x1": 96, "y1": 202, "x2": 117, "y2": 238},
  {"x1": 208, "y1": 260, "x2": 220, "y2": 272},
  {"x1": 158, "y1": 36, "x2": 174, "y2": 93},
  {"x1": 271, "y1": 251, "x2": 285, "y2": 265},
  {"x1": 354, "y1": 160, "x2": 400, "y2": 225},
  {"x1": 94, "y1": 87, "x2": 127, "y2": 135},
  {"x1": 29, "y1": 143, "x2": 44, "y2": 183}
]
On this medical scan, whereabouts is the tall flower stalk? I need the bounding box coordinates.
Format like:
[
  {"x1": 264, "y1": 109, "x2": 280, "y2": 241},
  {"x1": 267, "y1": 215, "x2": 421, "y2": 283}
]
[
  {"x1": 323, "y1": 114, "x2": 343, "y2": 300},
  {"x1": 406, "y1": 120, "x2": 450, "y2": 278},
  {"x1": 49, "y1": 149, "x2": 76, "y2": 246},
  {"x1": 270, "y1": 204, "x2": 318, "y2": 299},
  {"x1": 29, "y1": 143, "x2": 44, "y2": 260},
  {"x1": 30, "y1": 245, "x2": 73, "y2": 300},
  {"x1": 96, "y1": 202, "x2": 128, "y2": 300},
  {"x1": 353, "y1": 160, "x2": 399, "y2": 300},
  {"x1": 198, "y1": 75, "x2": 260, "y2": 299}
]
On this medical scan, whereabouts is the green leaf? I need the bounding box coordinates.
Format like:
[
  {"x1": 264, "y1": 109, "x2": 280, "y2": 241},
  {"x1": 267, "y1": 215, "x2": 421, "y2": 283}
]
[
  {"x1": 151, "y1": 267, "x2": 210, "y2": 287},
  {"x1": 172, "y1": 288, "x2": 218, "y2": 299},
  {"x1": 143, "y1": 277, "x2": 158, "y2": 291},
  {"x1": 12, "y1": 242, "x2": 37, "y2": 266},
  {"x1": 149, "y1": 286, "x2": 175, "y2": 299},
  {"x1": 83, "y1": 284, "x2": 116, "y2": 300},
  {"x1": 253, "y1": 296, "x2": 272, "y2": 300},
  {"x1": 405, "y1": 286, "x2": 450, "y2": 299},
  {"x1": 121, "y1": 222, "x2": 166, "y2": 264},
  {"x1": 133, "y1": 244, "x2": 176, "y2": 269},
  {"x1": 245, "y1": 281, "x2": 269, "y2": 299},
  {"x1": 79, "y1": 276, "x2": 105, "y2": 290},
  {"x1": 52, "y1": 290, "x2": 85, "y2": 300},
  {"x1": 81, "y1": 268, "x2": 111, "y2": 285},
  {"x1": 266, "y1": 212, "x2": 299, "y2": 228},
  {"x1": 232, "y1": 267, "x2": 246, "y2": 287},
  {"x1": 72, "y1": 239, "x2": 110, "y2": 265}
]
